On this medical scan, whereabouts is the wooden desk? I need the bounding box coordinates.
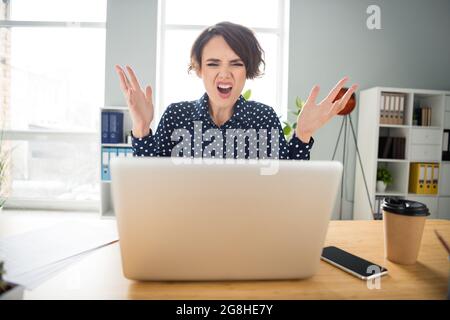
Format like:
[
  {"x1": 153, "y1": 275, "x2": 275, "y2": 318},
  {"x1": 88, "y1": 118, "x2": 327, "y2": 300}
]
[{"x1": 3, "y1": 216, "x2": 449, "y2": 300}]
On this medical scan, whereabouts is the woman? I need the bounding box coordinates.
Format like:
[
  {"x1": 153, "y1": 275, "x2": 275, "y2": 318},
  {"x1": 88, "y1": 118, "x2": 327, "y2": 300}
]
[{"x1": 115, "y1": 21, "x2": 358, "y2": 160}]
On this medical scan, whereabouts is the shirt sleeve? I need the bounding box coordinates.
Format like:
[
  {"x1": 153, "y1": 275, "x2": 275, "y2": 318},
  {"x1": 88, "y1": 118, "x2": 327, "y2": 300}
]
[
  {"x1": 131, "y1": 105, "x2": 175, "y2": 157},
  {"x1": 286, "y1": 132, "x2": 314, "y2": 160},
  {"x1": 131, "y1": 128, "x2": 156, "y2": 157}
]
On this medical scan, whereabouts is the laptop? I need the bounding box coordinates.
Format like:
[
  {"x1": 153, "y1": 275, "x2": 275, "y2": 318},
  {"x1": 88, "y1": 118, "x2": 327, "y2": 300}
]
[{"x1": 110, "y1": 157, "x2": 342, "y2": 281}]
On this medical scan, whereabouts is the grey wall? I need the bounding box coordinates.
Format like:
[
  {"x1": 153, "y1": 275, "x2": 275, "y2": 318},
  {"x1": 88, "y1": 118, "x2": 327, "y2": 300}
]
[
  {"x1": 105, "y1": 0, "x2": 450, "y2": 219},
  {"x1": 287, "y1": 0, "x2": 450, "y2": 219},
  {"x1": 104, "y1": 0, "x2": 158, "y2": 106}
]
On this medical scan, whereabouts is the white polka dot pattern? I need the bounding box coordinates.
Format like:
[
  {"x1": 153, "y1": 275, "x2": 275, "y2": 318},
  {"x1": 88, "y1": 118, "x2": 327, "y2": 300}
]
[{"x1": 131, "y1": 93, "x2": 314, "y2": 160}]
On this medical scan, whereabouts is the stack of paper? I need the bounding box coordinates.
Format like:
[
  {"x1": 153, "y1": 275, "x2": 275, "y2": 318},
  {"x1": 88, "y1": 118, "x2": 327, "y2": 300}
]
[{"x1": 0, "y1": 219, "x2": 118, "y2": 290}]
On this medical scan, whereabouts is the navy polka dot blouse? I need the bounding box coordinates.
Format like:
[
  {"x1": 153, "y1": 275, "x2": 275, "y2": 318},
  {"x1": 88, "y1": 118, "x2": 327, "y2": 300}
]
[{"x1": 131, "y1": 93, "x2": 314, "y2": 160}]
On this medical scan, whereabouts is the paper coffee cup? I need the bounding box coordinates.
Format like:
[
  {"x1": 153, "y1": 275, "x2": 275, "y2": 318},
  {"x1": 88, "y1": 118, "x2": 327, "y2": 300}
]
[{"x1": 382, "y1": 198, "x2": 429, "y2": 265}]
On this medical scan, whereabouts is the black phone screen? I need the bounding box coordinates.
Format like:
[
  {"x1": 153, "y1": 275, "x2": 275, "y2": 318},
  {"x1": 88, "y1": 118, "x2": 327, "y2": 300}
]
[{"x1": 321, "y1": 246, "x2": 387, "y2": 278}]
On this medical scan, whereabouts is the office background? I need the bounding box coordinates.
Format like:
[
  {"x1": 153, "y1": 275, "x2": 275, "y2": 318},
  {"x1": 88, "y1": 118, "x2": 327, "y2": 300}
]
[
  {"x1": 0, "y1": 0, "x2": 449, "y2": 218},
  {"x1": 104, "y1": 0, "x2": 450, "y2": 219},
  {"x1": 1, "y1": 0, "x2": 450, "y2": 302}
]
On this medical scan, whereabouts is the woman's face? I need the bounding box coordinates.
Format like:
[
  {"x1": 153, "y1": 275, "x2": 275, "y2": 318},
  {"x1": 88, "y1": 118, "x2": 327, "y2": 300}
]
[{"x1": 196, "y1": 36, "x2": 247, "y2": 109}]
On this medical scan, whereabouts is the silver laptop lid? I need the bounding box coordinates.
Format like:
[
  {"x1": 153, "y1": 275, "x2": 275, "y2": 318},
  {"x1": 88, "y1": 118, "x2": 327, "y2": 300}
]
[{"x1": 111, "y1": 158, "x2": 342, "y2": 281}]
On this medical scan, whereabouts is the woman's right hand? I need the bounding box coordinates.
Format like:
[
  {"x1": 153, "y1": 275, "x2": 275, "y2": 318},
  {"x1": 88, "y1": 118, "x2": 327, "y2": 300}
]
[{"x1": 115, "y1": 65, "x2": 154, "y2": 137}]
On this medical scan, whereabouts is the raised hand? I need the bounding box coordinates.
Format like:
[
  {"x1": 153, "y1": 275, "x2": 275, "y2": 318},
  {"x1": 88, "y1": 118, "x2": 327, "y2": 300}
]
[
  {"x1": 296, "y1": 77, "x2": 359, "y2": 143},
  {"x1": 115, "y1": 65, "x2": 154, "y2": 137}
]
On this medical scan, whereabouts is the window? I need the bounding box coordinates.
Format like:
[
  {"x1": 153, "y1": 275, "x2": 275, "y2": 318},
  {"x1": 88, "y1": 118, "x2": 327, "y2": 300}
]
[
  {"x1": 0, "y1": 0, "x2": 106, "y2": 210},
  {"x1": 155, "y1": 0, "x2": 290, "y2": 124}
]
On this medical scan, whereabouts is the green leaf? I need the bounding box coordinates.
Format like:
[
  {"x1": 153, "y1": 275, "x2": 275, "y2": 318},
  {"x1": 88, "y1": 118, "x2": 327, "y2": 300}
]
[
  {"x1": 283, "y1": 124, "x2": 292, "y2": 136},
  {"x1": 242, "y1": 89, "x2": 252, "y2": 101},
  {"x1": 377, "y1": 167, "x2": 393, "y2": 185},
  {"x1": 295, "y1": 97, "x2": 304, "y2": 110}
]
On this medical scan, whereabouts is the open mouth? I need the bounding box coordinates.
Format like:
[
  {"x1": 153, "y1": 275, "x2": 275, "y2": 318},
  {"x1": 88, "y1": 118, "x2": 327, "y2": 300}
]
[{"x1": 217, "y1": 84, "x2": 233, "y2": 94}]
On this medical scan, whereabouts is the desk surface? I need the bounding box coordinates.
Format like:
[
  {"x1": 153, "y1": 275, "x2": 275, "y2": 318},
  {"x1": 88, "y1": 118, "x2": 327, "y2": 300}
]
[{"x1": 2, "y1": 213, "x2": 449, "y2": 300}]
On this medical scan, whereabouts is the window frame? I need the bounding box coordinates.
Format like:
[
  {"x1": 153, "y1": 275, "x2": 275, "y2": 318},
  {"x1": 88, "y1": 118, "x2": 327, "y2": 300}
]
[
  {"x1": 154, "y1": 0, "x2": 290, "y2": 126},
  {"x1": 0, "y1": 1, "x2": 106, "y2": 211}
]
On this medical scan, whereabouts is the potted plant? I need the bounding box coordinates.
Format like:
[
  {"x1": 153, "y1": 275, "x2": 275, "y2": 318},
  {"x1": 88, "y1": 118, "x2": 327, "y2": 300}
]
[
  {"x1": 282, "y1": 97, "x2": 305, "y2": 140},
  {"x1": 0, "y1": 261, "x2": 24, "y2": 300},
  {"x1": 376, "y1": 166, "x2": 393, "y2": 192},
  {"x1": 241, "y1": 89, "x2": 304, "y2": 141}
]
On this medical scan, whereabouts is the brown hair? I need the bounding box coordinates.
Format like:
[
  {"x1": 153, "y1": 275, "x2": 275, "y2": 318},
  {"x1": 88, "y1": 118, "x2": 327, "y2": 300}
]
[{"x1": 188, "y1": 21, "x2": 266, "y2": 79}]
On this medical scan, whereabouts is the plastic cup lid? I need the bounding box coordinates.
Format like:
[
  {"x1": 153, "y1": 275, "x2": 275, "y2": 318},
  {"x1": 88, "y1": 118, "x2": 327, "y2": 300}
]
[{"x1": 381, "y1": 198, "x2": 430, "y2": 217}]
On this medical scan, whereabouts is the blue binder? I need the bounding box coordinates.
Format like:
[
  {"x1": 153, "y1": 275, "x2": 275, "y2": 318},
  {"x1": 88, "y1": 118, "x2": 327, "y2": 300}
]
[
  {"x1": 109, "y1": 112, "x2": 124, "y2": 143},
  {"x1": 101, "y1": 147, "x2": 110, "y2": 181},
  {"x1": 101, "y1": 112, "x2": 110, "y2": 143},
  {"x1": 102, "y1": 147, "x2": 121, "y2": 180}
]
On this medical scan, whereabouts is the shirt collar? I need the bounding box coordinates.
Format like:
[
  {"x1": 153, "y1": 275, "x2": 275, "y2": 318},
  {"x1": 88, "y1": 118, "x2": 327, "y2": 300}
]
[{"x1": 192, "y1": 92, "x2": 251, "y2": 127}]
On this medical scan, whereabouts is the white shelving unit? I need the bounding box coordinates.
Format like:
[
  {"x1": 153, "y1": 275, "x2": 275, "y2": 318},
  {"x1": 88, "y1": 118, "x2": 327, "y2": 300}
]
[
  {"x1": 354, "y1": 87, "x2": 450, "y2": 220},
  {"x1": 100, "y1": 106, "x2": 133, "y2": 218}
]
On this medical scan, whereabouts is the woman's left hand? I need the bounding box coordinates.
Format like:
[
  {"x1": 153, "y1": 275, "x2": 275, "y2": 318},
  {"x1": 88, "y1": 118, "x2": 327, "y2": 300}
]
[{"x1": 296, "y1": 77, "x2": 358, "y2": 143}]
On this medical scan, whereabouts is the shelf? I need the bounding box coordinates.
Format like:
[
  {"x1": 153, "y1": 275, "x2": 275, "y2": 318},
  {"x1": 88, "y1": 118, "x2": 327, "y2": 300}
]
[
  {"x1": 379, "y1": 124, "x2": 411, "y2": 129},
  {"x1": 102, "y1": 143, "x2": 132, "y2": 147},
  {"x1": 101, "y1": 105, "x2": 128, "y2": 111},
  {"x1": 411, "y1": 125, "x2": 441, "y2": 130},
  {"x1": 375, "y1": 192, "x2": 405, "y2": 197},
  {"x1": 378, "y1": 158, "x2": 408, "y2": 163},
  {"x1": 99, "y1": 106, "x2": 134, "y2": 218},
  {"x1": 354, "y1": 87, "x2": 450, "y2": 220},
  {"x1": 100, "y1": 175, "x2": 115, "y2": 218},
  {"x1": 412, "y1": 93, "x2": 445, "y2": 127}
]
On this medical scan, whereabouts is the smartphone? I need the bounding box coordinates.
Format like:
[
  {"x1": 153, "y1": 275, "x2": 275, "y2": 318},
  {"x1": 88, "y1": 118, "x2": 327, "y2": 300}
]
[{"x1": 321, "y1": 246, "x2": 388, "y2": 280}]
